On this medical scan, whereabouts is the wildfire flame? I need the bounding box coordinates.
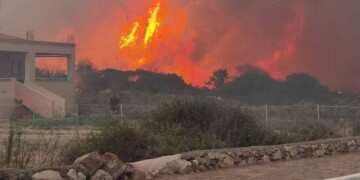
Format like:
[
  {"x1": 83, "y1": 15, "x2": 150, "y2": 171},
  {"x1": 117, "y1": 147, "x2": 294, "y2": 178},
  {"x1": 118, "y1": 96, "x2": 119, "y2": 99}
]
[
  {"x1": 119, "y1": 22, "x2": 140, "y2": 49},
  {"x1": 144, "y1": 3, "x2": 161, "y2": 47}
]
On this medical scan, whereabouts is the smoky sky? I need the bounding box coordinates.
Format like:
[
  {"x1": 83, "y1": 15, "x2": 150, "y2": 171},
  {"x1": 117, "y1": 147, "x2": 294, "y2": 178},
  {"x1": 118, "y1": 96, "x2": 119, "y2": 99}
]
[{"x1": 1, "y1": 0, "x2": 360, "y2": 92}]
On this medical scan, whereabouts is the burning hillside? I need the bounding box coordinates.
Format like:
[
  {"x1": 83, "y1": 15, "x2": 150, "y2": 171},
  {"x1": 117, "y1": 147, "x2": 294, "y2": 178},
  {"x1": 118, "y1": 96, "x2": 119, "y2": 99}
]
[{"x1": 24, "y1": 0, "x2": 360, "y2": 91}]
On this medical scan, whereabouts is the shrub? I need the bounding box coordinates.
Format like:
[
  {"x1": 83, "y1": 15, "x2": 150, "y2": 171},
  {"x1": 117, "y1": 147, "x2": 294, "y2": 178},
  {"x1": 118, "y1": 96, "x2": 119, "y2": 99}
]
[
  {"x1": 145, "y1": 97, "x2": 268, "y2": 152},
  {"x1": 288, "y1": 120, "x2": 339, "y2": 142},
  {"x1": 60, "y1": 122, "x2": 170, "y2": 164}
]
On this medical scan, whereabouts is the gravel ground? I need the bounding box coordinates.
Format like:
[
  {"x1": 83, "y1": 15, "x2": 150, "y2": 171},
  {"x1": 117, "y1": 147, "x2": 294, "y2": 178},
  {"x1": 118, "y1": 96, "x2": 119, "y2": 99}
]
[{"x1": 158, "y1": 153, "x2": 360, "y2": 180}]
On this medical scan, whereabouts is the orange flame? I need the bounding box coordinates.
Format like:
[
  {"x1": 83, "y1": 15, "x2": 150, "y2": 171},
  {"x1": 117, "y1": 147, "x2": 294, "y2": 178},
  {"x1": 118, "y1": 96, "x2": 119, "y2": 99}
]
[
  {"x1": 119, "y1": 22, "x2": 140, "y2": 49},
  {"x1": 144, "y1": 3, "x2": 161, "y2": 47}
]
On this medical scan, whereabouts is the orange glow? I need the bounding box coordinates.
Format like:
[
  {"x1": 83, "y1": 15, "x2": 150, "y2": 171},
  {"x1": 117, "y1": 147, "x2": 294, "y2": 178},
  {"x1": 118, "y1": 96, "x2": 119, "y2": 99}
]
[
  {"x1": 255, "y1": 2, "x2": 305, "y2": 79},
  {"x1": 128, "y1": 75, "x2": 140, "y2": 82}
]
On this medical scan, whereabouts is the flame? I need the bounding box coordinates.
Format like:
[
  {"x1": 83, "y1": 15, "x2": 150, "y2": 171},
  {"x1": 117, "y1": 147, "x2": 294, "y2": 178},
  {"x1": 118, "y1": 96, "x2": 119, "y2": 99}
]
[
  {"x1": 119, "y1": 22, "x2": 140, "y2": 49},
  {"x1": 128, "y1": 75, "x2": 140, "y2": 82},
  {"x1": 144, "y1": 3, "x2": 161, "y2": 47}
]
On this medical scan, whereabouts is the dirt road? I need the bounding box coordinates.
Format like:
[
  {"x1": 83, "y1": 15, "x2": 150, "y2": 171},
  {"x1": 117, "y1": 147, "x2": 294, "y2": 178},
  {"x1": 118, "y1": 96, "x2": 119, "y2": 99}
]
[{"x1": 158, "y1": 153, "x2": 360, "y2": 180}]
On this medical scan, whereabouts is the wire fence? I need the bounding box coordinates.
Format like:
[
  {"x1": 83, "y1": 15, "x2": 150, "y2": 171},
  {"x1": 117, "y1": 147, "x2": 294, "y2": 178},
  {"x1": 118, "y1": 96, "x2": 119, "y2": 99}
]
[{"x1": 2, "y1": 103, "x2": 360, "y2": 130}]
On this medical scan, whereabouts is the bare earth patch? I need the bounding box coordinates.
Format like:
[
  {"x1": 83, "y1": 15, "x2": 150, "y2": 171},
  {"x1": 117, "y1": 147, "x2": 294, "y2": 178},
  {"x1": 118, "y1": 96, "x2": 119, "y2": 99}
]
[{"x1": 158, "y1": 153, "x2": 360, "y2": 180}]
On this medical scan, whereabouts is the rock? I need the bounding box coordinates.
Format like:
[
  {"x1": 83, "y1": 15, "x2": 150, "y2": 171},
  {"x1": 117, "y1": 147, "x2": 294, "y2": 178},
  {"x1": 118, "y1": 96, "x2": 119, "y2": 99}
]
[
  {"x1": 191, "y1": 160, "x2": 199, "y2": 171},
  {"x1": 90, "y1": 169, "x2": 112, "y2": 180},
  {"x1": 289, "y1": 147, "x2": 298, "y2": 157},
  {"x1": 328, "y1": 144, "x2": 335, "y2": 151},
  {"x1": 101, "y1": 153, "x2": 126, "y2": 178},
  {"x1": 315, "y1": 149, "x2": 325, "y2": 157},
  {"x1": 246, "y1": 157, "x2": 256, "y2": 165},
  {"x1": 350, "y1": 145, "x2": 357, "y2": 152},
  {"x1": 207, "y1": 152, "x2": 226, "y2": 160},
  {"x1": 284, "y1": 146, "x2": 291, "y2": 152},
  {"x1": 242, "y1": 151, "x2": 251, "y2": 158},
  {"x1": 251, "y1": 150, "x2": 259, "y2": 157},
  {"x1": 265, "y1": 148, "x2": 273, "y2": 155},
  {"x1": 227, "y1": 152, "x2": 235, "y2": 157},
  {"x1": 117, "y1": 175, "x2": 130, "y2": 180},
  {"x1": 32, "y1": 170, "x2": 63, "y2": 180},
  {"x1": 198, "y1": 165, "x2": 207, "y2": 171},
  {"x1": 163, "y1": 159, "x2": 192, "y2": 174},
  {"x1": 337, "y1": 144, "x2": 347, "y2": 152},
  {"x1": 67, "y1": 169, "x2": 78, "y2": 180},
  {"x1": 77, "y1": 172, "x2": 86, "y2": 180},
  {"x1": 74, "y1": 152, "x2": 104, "y2": 175},
  {"x1": 262, "y1": 155, "x2": 271, "y2": 163},
  {"x1": 210, "y1": 159, "x2": 217, "y2": 166},
  {"x1": 233, "y1": 156, "x2": 241, "y2": 163},
  {"x1": 203, "y1": 156, "x2": 211, "y2": 166},
  {"x1": 238, "y1": 160, "x2": 247, "y2": 167},
  {"x1": 271, "y1": 150, "x2": 282, "y2": 161},
  {"x1": 311, "y1": 144, "x2": 319, "y2": 150},
  {"x1": 218, "y1": 155, "x2": 234, "y2": 168},
  {"x1": 75, "y1": 164, "x2": 91, "y2": 177},
  {"x1": 130, "y1": 170, "x2": 146, "y2": 180},
  {"x1": 321, "y1": 144, "x2": 329, "y2": 149},
  {"x1": 195, "y1": 156, "x2": 205, "y2": 165},
  {"x1": 258, "y1": 149, "x2": 266, "y2": 156}
]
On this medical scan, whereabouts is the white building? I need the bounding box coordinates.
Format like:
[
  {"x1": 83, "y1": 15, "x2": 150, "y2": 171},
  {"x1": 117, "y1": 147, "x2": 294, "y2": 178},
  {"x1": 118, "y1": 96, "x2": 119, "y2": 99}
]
[{"x1": 0, "y1": 33, "x2": 75, "y2": 118}]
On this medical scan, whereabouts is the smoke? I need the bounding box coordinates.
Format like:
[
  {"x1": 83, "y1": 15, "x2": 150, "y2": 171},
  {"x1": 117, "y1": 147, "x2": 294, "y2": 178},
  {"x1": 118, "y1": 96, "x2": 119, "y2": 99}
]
[{"x1": 1, "y1": 0, "x2": 360, "y2": 92}]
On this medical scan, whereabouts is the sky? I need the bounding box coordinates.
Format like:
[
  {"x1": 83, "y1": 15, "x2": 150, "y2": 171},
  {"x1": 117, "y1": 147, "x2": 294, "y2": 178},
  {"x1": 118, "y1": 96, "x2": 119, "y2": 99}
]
[{"x1": 0, "y1": 0, "x2": 360, "y2": 92}]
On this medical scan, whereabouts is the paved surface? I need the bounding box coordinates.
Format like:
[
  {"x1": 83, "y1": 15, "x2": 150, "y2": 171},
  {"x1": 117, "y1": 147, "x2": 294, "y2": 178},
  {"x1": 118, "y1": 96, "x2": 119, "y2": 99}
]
[{"x1": 158, "y1": 153, "x2": 360, "y2": 180}]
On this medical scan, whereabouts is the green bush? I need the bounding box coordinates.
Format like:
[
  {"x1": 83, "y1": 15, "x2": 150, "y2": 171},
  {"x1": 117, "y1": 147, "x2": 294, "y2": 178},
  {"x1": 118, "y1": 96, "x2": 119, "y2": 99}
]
[
  {"x1": 288, "y1": 120, "x2": 339, "y2": 142},
  {"x1": 60, "y1": 122, "x2": 170, "y2": 164},
  {"x1": 145, "y1": 97, "x2": 268, "y2": 152}
]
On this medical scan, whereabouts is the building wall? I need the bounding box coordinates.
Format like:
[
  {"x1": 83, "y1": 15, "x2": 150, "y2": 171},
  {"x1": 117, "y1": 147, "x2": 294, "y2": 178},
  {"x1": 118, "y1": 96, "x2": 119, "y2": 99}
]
[
  {"x1": 0, "y1": 80, "x2": 15, "y2": 119},
  {"x1": 0, "y1": 52, "x2": 25, "y2": 81},
  {"x1": 35, "y1": 81, "x2": 75, "y2": 115}
]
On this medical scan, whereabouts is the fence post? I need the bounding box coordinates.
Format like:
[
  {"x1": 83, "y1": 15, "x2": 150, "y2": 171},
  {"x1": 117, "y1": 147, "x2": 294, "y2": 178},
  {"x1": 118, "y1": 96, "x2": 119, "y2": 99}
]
[
  {"x1": 75, "y1": 104, "x2": 79, "y2": 129},
  {"x1": 120, "y1": 103, "x2": 123, "y2": 126},
  {"x1": 32, "y1": 104, "x2": 35, "y2": 121},
  {"x1": 317, "y1": 104, "x2": 320, "y2": 121},
  {"x1": 265, "y1": 105, "x2": 269, "y2": 130}
]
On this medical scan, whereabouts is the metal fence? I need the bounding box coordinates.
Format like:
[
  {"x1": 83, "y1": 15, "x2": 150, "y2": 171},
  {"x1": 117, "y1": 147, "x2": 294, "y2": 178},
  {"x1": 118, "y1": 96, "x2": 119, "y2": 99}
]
[{"x1": 2, "y1": 103, "x2": 360, "y2": 129}]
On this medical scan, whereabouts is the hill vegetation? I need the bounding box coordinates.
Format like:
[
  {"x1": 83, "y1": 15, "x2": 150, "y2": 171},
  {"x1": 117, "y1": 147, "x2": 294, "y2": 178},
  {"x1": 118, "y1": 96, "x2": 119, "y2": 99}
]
[{"x1": 75, "y1": 59, "x2": 339, "y2": 105}]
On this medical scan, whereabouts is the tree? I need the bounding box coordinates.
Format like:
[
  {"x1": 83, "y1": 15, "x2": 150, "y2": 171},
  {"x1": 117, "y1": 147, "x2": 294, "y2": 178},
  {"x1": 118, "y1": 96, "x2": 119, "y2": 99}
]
[
  {"x1": 76, "y1": 59, "x2": 103, "y2": 94},
  {"x1": 206, "y1": 69, "x2": 229, "y2": 89}
]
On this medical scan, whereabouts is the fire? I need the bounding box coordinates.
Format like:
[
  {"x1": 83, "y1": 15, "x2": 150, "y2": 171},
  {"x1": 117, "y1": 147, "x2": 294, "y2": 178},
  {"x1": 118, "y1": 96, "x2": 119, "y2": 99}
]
[
  {"x1": 144, "y1": 3, "x2": 161, "y2": 47},
  {"x1": 128, "y1": 75, "x2": 140, "y2": 82},
  {"x1": 255, "y1": 2, "x2": 305, "y2": 79},
  {"x1": 119, "y1": 22, "x2": 140, "y2": 49}
]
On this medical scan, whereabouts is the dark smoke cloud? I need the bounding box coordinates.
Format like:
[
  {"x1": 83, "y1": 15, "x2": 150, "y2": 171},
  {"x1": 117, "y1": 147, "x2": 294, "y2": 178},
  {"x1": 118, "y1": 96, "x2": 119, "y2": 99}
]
[{"x1": 1, "y1": 0, "x2": 360, "y2": 92}]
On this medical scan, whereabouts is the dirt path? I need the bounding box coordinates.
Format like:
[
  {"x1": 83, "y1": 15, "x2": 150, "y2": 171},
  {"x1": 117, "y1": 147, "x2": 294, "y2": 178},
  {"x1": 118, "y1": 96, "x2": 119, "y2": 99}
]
[{"x1": 158, "y1": 153, "x2": 360, "y2": 180}]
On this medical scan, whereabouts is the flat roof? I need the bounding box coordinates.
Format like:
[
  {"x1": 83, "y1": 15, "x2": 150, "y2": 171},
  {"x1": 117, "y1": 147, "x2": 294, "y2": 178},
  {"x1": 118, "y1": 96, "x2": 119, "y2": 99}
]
[{"x1": 0, "y1": 33, "x2": 75, "y2": 47}]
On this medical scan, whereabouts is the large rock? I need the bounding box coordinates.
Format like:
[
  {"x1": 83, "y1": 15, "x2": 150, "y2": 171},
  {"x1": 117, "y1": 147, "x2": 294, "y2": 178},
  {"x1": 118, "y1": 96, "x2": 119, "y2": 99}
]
[
  {"x1": 271, "y1": 150, "x2": 282, "y2": 160},
  {"x1": 101, "y1": 152, "x2": 126, "y2": 178},
  {"x1": 32, "y1": 170, "x2": 63, "y2": 180},
  {"x1": 207, "y1": 152, "x2": 226, "y2": 160},
  {"x1": 90, "y1": 169, "x2": 112, "y2": 180},
  {"x1": 262, "y1": 155, "x2": 271, "y2": 163},
  {"x1": 218, "y1": 155, "x2": 234, "y2": 168},
  {"x1": 74, "y1": 152, "x2": 104, "y2": 175}
]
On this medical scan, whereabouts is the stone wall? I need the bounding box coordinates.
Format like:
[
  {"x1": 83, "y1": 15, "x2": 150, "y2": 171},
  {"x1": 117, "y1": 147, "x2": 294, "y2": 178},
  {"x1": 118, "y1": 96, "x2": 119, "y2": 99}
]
[
  {"x1": 133, "y1": 136, "x2": 360, "y2": 178},
  {"x1": 2, "y1": 136, "x2": 360, "y2": 180}
]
